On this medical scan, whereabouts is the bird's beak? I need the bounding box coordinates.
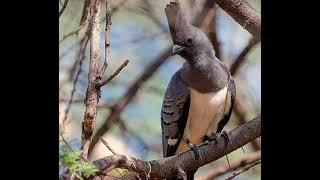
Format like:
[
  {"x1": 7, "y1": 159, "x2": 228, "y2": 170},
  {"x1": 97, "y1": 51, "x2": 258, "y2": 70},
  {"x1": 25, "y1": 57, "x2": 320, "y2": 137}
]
[{"x1": 171, "y1": 44, "x2": 185, "y2": 56}]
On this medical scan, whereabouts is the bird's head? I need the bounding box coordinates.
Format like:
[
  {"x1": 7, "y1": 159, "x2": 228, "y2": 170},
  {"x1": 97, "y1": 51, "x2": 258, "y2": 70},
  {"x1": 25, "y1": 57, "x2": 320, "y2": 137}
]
[
  {"x1": 171, "y1": 28, "x2": 214, "y2": 60},
  {"x1": 165, "y1": 2, "x2": 215, "y2": 62}
]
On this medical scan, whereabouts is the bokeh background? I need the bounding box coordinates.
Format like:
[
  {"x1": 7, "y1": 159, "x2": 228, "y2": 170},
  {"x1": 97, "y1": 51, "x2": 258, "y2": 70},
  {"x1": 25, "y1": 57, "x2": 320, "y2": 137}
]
[{"x1": 59, "y1": 0, "x2": 261, "y2": 179}]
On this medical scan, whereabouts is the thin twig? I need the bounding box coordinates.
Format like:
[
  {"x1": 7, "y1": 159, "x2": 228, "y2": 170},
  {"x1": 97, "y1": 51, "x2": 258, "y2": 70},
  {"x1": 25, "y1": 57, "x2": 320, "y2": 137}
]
[
  {"x1": 59, "y1": 24, "x2": 87, "y2": 44},
  {"x1": 230, "y1": 37, "x2": 259, "y2": 75},
  {"x1": 62, "y1": 34, "x2": 80, "y2": 125},
  {"x1": 100, "y1": 0, "x2": 112, "y2": 77},
  {"x1": 60, "y1": 133, "x2": 73, "y2": 151},
  {"x1": 101, "y1": 138, "x2": 118, "y2": 155},
  {"x1": 69, "y1": 35, "x2": 90, "y2": 81},
  {"x1": 226, "y1": 161, "x2": 261, "y2": 180},
  {"x1": 98, "y1": 60, "x2": 130, "y2": 87},
  {"x1": 59, "y1": 0, "x2": 70, "y2": 18},
  {"x1": 198, "y1": 151, "x2": 261, "y2": 180},
  {"x1": 80, "y1": 0, "x2": 91, "y2": 26}
]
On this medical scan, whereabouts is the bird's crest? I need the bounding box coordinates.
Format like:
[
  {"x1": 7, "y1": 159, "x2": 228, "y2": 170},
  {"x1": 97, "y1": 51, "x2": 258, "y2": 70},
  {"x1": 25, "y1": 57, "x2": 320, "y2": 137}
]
[{"x1": 165, "y1": 1, "x2": 191, "y2": 45}]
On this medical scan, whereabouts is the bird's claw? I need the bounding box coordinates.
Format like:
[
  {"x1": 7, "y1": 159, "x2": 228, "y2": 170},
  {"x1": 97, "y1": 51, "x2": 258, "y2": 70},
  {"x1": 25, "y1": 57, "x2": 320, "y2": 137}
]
[
  {"x1": 188, "y1": 142, "x2": 201, "y2": 160},
  {"x1": 221, "y1": 130, "x2": 232, "y2": 147}
]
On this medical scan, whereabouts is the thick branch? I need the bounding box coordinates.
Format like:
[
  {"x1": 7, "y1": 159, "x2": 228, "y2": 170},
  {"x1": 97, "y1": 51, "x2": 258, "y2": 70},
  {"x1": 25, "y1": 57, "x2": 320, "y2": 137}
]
[
  {"x1": 215, "y1": 0, "x2": 261, "y2": 39},
  {"x1": 90, "y1": 115, "x2": 260, "y2": 179},
  {"x1": 81, "y1": 0, "x2": 101, "y2": 160}
]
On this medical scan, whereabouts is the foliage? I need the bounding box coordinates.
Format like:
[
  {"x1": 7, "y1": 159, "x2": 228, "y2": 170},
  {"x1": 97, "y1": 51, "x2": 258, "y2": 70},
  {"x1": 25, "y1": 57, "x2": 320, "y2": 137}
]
[{"x1": 60, "y1": 150, "x2": 99, "y2": 179}]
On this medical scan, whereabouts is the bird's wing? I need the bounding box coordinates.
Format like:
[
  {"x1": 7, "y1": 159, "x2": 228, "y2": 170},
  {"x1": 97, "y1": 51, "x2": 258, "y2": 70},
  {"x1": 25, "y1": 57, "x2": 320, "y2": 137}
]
[
  {"x1": 161, "y1": 69, "x2": 190, "y2": 157},
  {"x1": 165, "y1": 1, "x2": 191, "y2": 44},
  {"x1": 217, "y1": 78, "x2": 236, "y2": 133}
]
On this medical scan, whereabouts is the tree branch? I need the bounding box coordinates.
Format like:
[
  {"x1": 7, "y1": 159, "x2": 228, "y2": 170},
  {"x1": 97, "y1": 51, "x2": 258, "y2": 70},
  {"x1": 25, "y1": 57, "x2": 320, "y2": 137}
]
[
  {"x1": 59, "y1": 0, "x2": 70, "y2": 18},
  {"x1": 65, "y1": 115, "x2": 260, "y2": 179},
  {"x1": 230, "y1": 37, "x2": 259, "y2": 75},
  {"x1": 80, "y1": 0, "x2": 91, "y2": 26},
  {"x1": 226, "y1": 160, "x2": 260, "y2": 180},
  {"x1": 98, "y1": 60, "x2": 130, "y2": 88},
  {"x1": 100, "y1": 0, "x2": 112, "y2": 77},
  {"x1": 81, "y1": 0, "x2": 101, "y2": 160},
  {"x1": 215, "y1": 0, "x2": 261, "y2": 40},
  {"x1": 198, "y1": 150, "x2": 261, "y2": 180}
]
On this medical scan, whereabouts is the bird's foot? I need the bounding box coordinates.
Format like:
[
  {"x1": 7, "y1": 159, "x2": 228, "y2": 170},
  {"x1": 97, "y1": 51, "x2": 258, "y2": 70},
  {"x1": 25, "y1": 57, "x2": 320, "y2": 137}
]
[
  {"x1": 204, "y1": 131, "x2": 232, "y2": 146},
  {"x1": 184, "y1": 138, "x2": 201, "y2": 160},
  {"x1": 221, "y1": 130, "x2": 232, "y2": 147},
  {"x1": 177, "y1": 167, "x2": 187, "y2": 180}
]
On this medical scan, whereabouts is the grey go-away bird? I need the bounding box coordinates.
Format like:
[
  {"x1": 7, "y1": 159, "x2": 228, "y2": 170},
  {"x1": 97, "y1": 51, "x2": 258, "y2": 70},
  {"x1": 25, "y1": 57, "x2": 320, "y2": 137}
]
[{"x1": 161, "y1": 2, "x2": 236, "y2": 179}]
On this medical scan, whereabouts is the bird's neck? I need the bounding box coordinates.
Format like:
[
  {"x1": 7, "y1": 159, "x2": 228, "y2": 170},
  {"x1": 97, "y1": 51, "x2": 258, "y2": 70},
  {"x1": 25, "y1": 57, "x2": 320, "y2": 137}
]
[{"x1": 182, "y1": 57, "x2": 230, "y2": 93}]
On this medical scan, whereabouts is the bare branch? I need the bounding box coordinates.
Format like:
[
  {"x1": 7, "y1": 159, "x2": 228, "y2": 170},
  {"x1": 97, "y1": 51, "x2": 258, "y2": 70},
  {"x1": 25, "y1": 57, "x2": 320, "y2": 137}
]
[
  {"x1": 69, "y1": 34, "x2": 90, "y2": 81},
  {"x1": 62, "y1": 35, "x2": 83, "y2": 126},
  {"x1": 198, "y1": 151, "x2": 261, "y2": 180},
  {"x1": 59, "y1": 24, "x2": 87, "y2": 44},
  {"x1": 101, "y1": 138, "x2": 118, "y2": 155},
  {"x1": 226, "y1": 160, "x2": 260, "y2": 180},
  {"x1": 81, "y1": 0, "x2": 102, "y2": 160},
  {"x1": 215, "y1": 0, "x2": 261, "y2": 39},
  {"x1": 59, "y1": 0, "x2": 70, "y2": 18},
  {"x1": 62, "y1": 115, "x2": 260, "y2": 179},
  {"x1": 80, "y1": 0, "x2": 91, "y2": 26},
  {"x1": 98, "y1": 60, "x2": 130, "y2": 87},
  {"x1": 230, "y1": 37, "x2": 259, "y2": 75},
  {"x1": 100, "y1": 0, "x2": 112, "y2": 77}
]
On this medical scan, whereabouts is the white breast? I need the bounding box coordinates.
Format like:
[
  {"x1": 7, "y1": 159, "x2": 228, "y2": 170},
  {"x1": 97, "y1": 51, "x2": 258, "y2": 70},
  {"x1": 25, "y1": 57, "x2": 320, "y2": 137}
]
[{"x1": 175, "y1": 86, "x2": 228, "y2": 154}]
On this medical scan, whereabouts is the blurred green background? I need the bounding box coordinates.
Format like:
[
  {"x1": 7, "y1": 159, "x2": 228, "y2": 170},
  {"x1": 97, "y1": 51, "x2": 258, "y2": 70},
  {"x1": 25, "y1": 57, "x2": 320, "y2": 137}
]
[{"x1": 59, "y1": 0, "x2": 261, "y2": 179}]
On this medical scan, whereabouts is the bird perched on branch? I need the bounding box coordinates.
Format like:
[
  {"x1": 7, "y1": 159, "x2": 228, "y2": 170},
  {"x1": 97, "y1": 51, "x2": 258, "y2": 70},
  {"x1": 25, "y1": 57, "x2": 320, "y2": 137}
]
[{"x1": 161, "y1": 1, "x2": 236, "y2": 179}]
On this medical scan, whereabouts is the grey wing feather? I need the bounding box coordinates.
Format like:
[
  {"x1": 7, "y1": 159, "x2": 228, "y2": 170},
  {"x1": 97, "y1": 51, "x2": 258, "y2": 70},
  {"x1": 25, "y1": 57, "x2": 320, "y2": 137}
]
[
  {"x1": 161, "y1": 68, "x2": 190, "y2": 157},
  {"x1": 217, "y1": 78, "x2": 236, "y2": 133}
]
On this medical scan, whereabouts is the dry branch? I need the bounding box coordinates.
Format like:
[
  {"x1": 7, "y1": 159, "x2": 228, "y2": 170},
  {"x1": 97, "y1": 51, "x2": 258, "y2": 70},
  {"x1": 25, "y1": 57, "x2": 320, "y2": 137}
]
[
  {"x1": 81, "y1": 0, "x2": 102, "y2": 160},
  {"x1": 59, "y1": 0, "x2": 70, "y2": 18},
  {"x1": 215, "y1": 0, "x2": 261, "y2": 39},
  {"x1": 100, "y1": 0, "x2": 112, "y2": 77},
  {"x1": 80, "y1": 0, "x2": 91, "y2": 26},
  {"x1": 61, "y1": 115, "x2": 260, "y2": 180},
  {"x1": 99, "y1": 60, "x2": 130, "y2": 87},
  {"x1": 198, "y1": 150, "x2": 261, "y2": 180},
  {"x1": 230, "y1": 37, "x2": 259, "y2": 75}
]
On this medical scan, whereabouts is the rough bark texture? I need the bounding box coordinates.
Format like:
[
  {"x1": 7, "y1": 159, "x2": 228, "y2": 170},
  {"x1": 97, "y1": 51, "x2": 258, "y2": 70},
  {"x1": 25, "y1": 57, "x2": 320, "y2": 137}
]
[
  {"x1": 84, "y1": 116, "x2": 260, "y2": 179},
  {"x1": 215, "y1": 0, "x2": 261, "y2": 39},
  {"x1": 81, "y1": 0, "x2": 101, "y2": 160}
]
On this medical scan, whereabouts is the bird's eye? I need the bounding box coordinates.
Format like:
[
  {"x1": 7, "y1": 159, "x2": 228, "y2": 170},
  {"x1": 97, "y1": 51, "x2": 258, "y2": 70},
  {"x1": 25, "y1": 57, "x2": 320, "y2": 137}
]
[{"x1": 184, "y1": 38, "x2": 193, "y2": 47}]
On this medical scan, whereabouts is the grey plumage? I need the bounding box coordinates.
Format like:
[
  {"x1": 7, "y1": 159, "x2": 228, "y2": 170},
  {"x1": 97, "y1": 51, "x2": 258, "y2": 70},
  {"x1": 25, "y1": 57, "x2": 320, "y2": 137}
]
[{"x1": 161, "y1": 2, "x2": 236, "y2": 180}]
